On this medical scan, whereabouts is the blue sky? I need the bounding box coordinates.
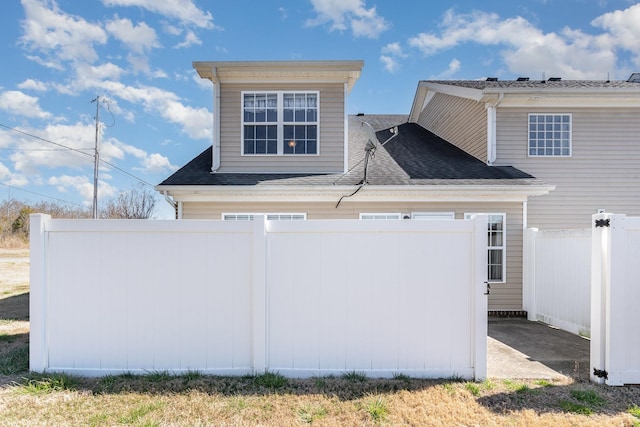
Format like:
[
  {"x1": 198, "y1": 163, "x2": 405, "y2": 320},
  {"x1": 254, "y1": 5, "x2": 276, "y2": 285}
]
[{"x1": 1, "y1": 0, "x2": 639, "y2": 218}]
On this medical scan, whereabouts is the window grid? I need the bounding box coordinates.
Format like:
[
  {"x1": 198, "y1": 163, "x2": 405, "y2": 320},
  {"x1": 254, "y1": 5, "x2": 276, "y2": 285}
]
[
  {"x1": 242, "y1": 91, "x2": 319, "y2": 156},
  {"x1": 528, "y1": 114, "x2": 571, "y2": 157},
  {"x1": 222, "y1": 213, "x2": 306, "y2": 221},
  {"x1": 465, "y1": 213, "x2": 506, "y2": 283},
  {"x1": 359, "y1": 213, "x2": 402, "y2": 220}
]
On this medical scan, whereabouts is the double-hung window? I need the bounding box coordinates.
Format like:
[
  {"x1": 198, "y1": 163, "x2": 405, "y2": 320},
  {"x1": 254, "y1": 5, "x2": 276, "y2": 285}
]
[
  {"x1": 465, "y1": 213, "x2": 506, "y2": 283},
  {"x1": 528, "y1": 114, "x2": 571, "y2": 157},
  {"x1": 242, "y1": 91, "x2": 318, "y2": 155}
]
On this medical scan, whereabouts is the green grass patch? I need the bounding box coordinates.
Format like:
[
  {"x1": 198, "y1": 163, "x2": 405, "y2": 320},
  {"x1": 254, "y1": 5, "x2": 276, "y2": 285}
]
[
  {"x1": 144, "y1": 370, "x2": 173, "y2": 382},
  {"x1": 0, "y1": 345, "x2": 28, "y2": 374},
  {"x1": 16, "y1": 373, "x2": 78, "y2": 395},
  {"x1": 297, "y1": 404, "x2": 328, "y2": 424},
  {"x1": 629, "y1": 404, "x2": 640, "y2": 419},
  {"x1": 465, "y1": 382, "x2": 481, "y2": 396},
  {"x1": 362, "y1": 395, "x2": 388, "y2": 424},
  {"x1": 0, "y1": 333, "x2": 15, "y2": 342},
  {"x1": 342, "y1": 371, "x2": 368, "y2": 382},
  {"x1": 181, "y1": 369, "x2": 203, "y2": 381},
  {"x1": 254, "y1": 371, "x2": 288, "y2": 389},
  {"x1": 560, "y1": 400, "x2": 593, "y2": 415},
  {"x1": 570, "y1": 389, "x2": 606, "y2": 407},
  {"x1": 117, "y1": 402, "x2": 163, "y2": 425},
  {"x1": 535, "y1": 379, "x2": 554, "y2": 387}
]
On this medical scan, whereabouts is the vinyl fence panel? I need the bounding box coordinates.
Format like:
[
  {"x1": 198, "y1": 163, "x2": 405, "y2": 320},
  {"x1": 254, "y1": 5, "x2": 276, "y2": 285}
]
[{"x1": 30, "y1": 214, "x2": 488, "y2": 380}]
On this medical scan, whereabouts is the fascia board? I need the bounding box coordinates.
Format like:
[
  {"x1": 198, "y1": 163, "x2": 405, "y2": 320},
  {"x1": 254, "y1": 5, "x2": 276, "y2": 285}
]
[
  {"x1": 420, "y1": 81, "x2": 484, "y2": 102},
  {"x1": 157, "y1": 184, "x2": 555, "y2": 203}
]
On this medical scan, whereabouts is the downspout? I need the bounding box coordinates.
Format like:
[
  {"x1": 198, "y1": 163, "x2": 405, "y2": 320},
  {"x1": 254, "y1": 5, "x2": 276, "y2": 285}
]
[
  {"x1": 486, "y1": 92, "x2": 503, "y2": 165},
  {"x1": 162, "y1": 191, "x2": 178, "y2": 219},
  {"x1": 211, "y1": 66, "x2": 221, "y2": 173}
]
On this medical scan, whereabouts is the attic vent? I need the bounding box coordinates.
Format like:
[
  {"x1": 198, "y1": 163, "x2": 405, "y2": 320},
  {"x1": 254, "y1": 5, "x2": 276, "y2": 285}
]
[
  {"x1": 516, "y1": 77, "x2": 529, "y2": 81},
  {"x1": 548, "y1": 77, "x2": 562, "y2": 82},
  {"x1": 628, "y1": 73, "x2": 640, "y2": 83},
  {"x1": 486, "y1": 77, "x2": 498, "y2": 81},
  {"x1": 356, "y1": 113, "x2": 365, "y2": 116}
]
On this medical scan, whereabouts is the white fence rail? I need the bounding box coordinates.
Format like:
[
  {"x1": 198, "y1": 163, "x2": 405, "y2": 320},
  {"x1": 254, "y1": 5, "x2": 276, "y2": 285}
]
[
  {"x1": 523, "y1": 228, "x2": 591, "y2": 336},
  {"x1": 30, "y1": 214, "x2": 488, "y2": 380},
  {"x1": 591, "y1": 214, "x2": 640, "y2": 386}
]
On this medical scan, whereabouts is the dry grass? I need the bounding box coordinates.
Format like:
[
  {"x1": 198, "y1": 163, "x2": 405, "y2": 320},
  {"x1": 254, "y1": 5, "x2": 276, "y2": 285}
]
[{"x1": 1, "y1": 247, "x2": 640, "y2": 426}]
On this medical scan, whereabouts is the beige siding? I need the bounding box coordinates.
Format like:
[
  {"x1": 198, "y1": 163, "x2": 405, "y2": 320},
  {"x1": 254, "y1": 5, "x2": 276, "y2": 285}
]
[
  {"x1": 417, "y1": 93, "x2": 487, "y2": 161},
  {"x1": 218, "y1": 83, "x2": 345, "y2": 173},
  {"x1": 182, "y1": 200, "x2": 524, "y2": 311},
  {"x1": 495, "y1": 108, "x2": 640, "y2": 229}
]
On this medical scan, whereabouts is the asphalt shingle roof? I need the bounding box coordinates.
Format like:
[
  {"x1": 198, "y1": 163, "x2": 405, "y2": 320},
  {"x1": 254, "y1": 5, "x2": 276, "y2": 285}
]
[
  {"x1": 159, "y1": 115, "x2": 538, "y2": 187},
  {"x1": 425, "y1": 79, "x2": 640, "y2": 90}
]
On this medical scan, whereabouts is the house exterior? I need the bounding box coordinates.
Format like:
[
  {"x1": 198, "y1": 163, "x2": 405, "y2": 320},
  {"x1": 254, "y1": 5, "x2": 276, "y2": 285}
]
[
  {"x1": 409, "y1": 76, "x2": 640, "y2": 229},
  {"x1": 157, "y1": 61, "x2": 556, "y2": 312}
]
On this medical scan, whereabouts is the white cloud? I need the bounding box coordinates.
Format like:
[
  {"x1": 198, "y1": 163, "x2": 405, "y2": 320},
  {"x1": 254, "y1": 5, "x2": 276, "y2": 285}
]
[
  {"x1": 106, "y1": 17, "x2": 159, "y2": 54},
  {"x1": 174, "y1": 30, "x2": 201, "y2": 49},
  {"x1": 17, "y1": 79, "x2": 48, "y2": 92},
  {"x1": 101, "y1": 0, "x2": 215, "y2": 29},
  {"x1": 307, "y1": 0, "x2": 389, "y2": 39},
  {"x1": 48, "y1": 174, "x2": 117, "y2": 202},
  {"x1": 430, "y1": 58, "x2": 462, "y2": 79},
  {"x1": 592, "y1": 3, "x2": 640, "y2": 67},
  {"x1": 379, "y1": 55, "x2": 399, "y2": 73},
  {"x1": 20, "y1": 0, "x2": 108, "y2": 67},
  {"x1": 407, "y1": 9, "x2": 624, "y2": 79},
  {"x1": 141, "y1": 153, "x2": 176, "y2": 173},
  {"x1": 0, "y1": 162, "x2": 11, "y2": 180},
  {"x1": 380, "y1": 42, "x2": 408, "y2": 73},
  {"x1": 0, "y1": 90, "x2": 52, "y2": 119}
]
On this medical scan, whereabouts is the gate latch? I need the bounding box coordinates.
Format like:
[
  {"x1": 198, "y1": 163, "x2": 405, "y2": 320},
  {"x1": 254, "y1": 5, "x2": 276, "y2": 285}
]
[
  {"x1": 595, "y1": 218, "x2": 610, "y2": 228},
  {"x1": 593, "y1": 368, "x2": 608, "y2": 380},
  {"x1": 484, "y1": 282, "x2": 491, "y2": 295}
]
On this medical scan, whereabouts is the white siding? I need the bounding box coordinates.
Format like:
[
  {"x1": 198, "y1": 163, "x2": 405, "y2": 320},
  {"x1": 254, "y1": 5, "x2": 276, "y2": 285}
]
[
  {"x1": 182, "y1": 200, "x2": 524, "y2": 311},
  {"x1": 495, "y1": 108, "x2": 640, "y2": 229},
  {"x1": 417, "y1": 92, "x2": 487, "y2": 161},
  {"x1": 218, "y1": 83, "x2": 345, "y2": 173}
]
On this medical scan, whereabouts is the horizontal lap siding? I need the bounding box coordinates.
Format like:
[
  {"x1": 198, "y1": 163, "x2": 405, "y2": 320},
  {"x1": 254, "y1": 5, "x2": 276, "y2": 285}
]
[
  {"x1": 182, "y1": 200, "x2": 523, "y2": 310},
  {"x1": 496, "y1": 108, "x2": 640, "y2": 229},
  {"x1": 218, "y1": 83, "x2": 344, "y2": 173},
  {"x1": 417, "y1": 93, "x2": 487, "y2": 162}
]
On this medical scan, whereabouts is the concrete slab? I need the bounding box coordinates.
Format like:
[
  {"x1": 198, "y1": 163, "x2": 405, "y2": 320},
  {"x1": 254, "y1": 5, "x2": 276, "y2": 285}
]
[{"x1": 488, "y1": 318, "x2": 590, "y2": 380}]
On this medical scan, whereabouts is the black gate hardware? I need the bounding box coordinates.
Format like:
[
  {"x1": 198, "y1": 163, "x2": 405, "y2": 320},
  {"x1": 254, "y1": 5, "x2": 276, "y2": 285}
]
[
  {"x1": 484, "y1": 282, "x2": 491, "y2": 295},
  {"x1": 593, "y1": 368, "x2": 608, "y2": 380},
  {"x1": 595, "y1": 219, "x2": 610, "y2": 228}
]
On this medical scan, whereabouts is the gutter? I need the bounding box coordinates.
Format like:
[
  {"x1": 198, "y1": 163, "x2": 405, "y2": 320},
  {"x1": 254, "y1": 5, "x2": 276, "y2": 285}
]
[{"x1": 211, "y1": 65, "x2": 221, "y2": 173}]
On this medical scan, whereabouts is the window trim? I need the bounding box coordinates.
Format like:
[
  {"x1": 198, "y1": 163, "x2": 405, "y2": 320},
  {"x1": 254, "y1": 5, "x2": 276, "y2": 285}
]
[
  {"x1": 241, "y1": 90, "x2": 320, "y2": 156},
  {"x1": 411, "y1": 212, "x2": 455, "y2": 220},
  {"x1": 465, "y1": 212, "x2": 506, "y2": 284},
  {"x1": 359, "y1": 213, "x2": 402, "y2": 220},
  {"x1": 527, "y1": 113, "x2": 572, "y2": 158},
  {"x1": 222, "y1": 213, "x2": 307, "y2": 221}
]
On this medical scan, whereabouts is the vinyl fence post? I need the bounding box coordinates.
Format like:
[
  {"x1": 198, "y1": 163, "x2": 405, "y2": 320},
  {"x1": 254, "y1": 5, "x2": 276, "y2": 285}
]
[
  {"x1": 29, "y1": 213, "x2": 50, "y2": 373},
  {"x1": 522, "y1": 228, "x2": 538, "y2": 321},
  {"x1": 590, "y1": 213, "x2": 613, "y2": 384},
  {"x1": 252, "y1": 215, "x2": 267, "y2": 374},
  {"x1": 473, "y1": 215, "x2": 488, "y2": 381}
]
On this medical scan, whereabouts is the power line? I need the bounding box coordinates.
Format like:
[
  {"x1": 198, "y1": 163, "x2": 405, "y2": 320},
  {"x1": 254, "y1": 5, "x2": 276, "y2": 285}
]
[
  {"x1": 0, "y1": 182, "x2": 89, "y2": 210},
  {"x1": 0, "y1": 122, "x2": 94, "y2": 159}
]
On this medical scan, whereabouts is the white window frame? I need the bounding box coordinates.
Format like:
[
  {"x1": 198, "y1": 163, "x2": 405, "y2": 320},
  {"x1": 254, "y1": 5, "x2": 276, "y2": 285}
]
[
  {"x1": 359, "y1": 213, "x2": 402, "y2": 220},
  {"x1": 465, "y1": 213, "x2": 506, "y2": 283},
  {"x1": 222, "y1": 213, "x2": 307, "y2": 221},
  {"x1": 411, "y1": 212, "x2": 455, "y2": 220},
  {"x1": 527, "y1": 113, "x2": 572, "y2": 157},
  {"x1": 241, "y1": 91, "x2": 320, "y2": 156}
]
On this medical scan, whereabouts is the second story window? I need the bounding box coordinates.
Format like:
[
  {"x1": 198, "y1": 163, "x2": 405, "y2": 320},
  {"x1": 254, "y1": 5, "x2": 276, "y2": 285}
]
[
  {"x1": 242, "y1": 91, "x2": 319, "y2": 156},
  {"x1": 528, "y1": 114, "x2": 571, "y2": 157}
]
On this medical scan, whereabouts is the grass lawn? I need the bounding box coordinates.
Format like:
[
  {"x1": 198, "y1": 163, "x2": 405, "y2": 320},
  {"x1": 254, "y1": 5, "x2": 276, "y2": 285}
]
[{"x1": 1, "y1": 248, "x2": 639, "y2": 426}]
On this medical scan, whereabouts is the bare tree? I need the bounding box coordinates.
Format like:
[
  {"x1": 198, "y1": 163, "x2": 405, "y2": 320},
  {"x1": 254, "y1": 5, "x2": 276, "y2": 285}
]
[{"x1": 101, "y1": 185, "x2": 157, "y2": 219}]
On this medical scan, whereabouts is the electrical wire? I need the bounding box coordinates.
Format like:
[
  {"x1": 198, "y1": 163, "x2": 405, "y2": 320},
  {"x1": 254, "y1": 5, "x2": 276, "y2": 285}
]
[{"x1": 0, "y1": 182, "x2": 89, "y2": 210}]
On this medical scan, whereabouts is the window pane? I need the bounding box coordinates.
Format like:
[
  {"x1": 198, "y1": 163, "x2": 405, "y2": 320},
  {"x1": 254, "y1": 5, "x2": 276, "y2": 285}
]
[
  {"x1": 295, "y1": 109, "x2": 305, "y2": 122},
  {"x1": 255, "y1": 140, "x2": 266, "y2": 153},
  {"x1": 307, "y1": 140, "x2": 317, "y2": 154},
  {"x1": 284, "y1": 109, "x2": 293, "y2": 121},
  {"x1": 267, "y1": 140, "x2": 277, "y2": 154},
  {"x1": 244, "y1": 140, "x2": 254, "y2": 154},
  {"x1": 307, "y1": 125, "x2": 317, "y2": 139},
  {"x1": 256, "y1": 126, "x2": 266, "y2": 139}
]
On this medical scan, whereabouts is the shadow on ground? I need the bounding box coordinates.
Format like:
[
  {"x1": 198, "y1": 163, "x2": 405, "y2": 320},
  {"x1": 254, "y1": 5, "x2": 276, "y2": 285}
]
[{"x1": 0, "y1": 293, "x2": 29, "y2": 321}]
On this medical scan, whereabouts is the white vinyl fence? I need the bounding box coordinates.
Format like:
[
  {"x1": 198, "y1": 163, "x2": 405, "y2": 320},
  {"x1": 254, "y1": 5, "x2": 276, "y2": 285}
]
[
  {"x1": 523, "y1": 228, "x2": 591, "y2": 336},
  {"x1": 591, "y1": 214, "x2": 640, "y2": 386},
  {"x1": 30, "y1": 214, "x2": 488, "y2": 380}
]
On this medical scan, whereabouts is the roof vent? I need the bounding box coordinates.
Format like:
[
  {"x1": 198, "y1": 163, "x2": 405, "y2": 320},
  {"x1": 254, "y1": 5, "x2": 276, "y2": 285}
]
[
  {"x1": 548, "y1": 77, "x2": 562, "y2": 82},
  {"x1": 356, "y1": 113, "x2": 365, "y2": 116},
  {"x1": 516, "y1": 77, "x2": 529, "y2": 81},
  {"x1": 486, "y1": 77, "x2": 498, "y2": 81},
  {"x1": 628, "y1": 73, "x2": 640, "y2": 83}
]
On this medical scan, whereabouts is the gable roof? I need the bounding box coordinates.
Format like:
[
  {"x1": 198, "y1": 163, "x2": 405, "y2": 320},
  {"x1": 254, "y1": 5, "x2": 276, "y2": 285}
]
[
  {"x1": 159, "y1": 115, "x2": 546, "y2": 192},
  {"x1": 410, "y1": 78, "x2": 640, "y2": 120}
]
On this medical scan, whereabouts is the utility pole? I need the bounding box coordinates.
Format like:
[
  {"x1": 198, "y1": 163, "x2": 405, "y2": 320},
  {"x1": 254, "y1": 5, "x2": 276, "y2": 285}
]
[{"x1": 92, "y1": 96, "x2": 100, "y2": 219}]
